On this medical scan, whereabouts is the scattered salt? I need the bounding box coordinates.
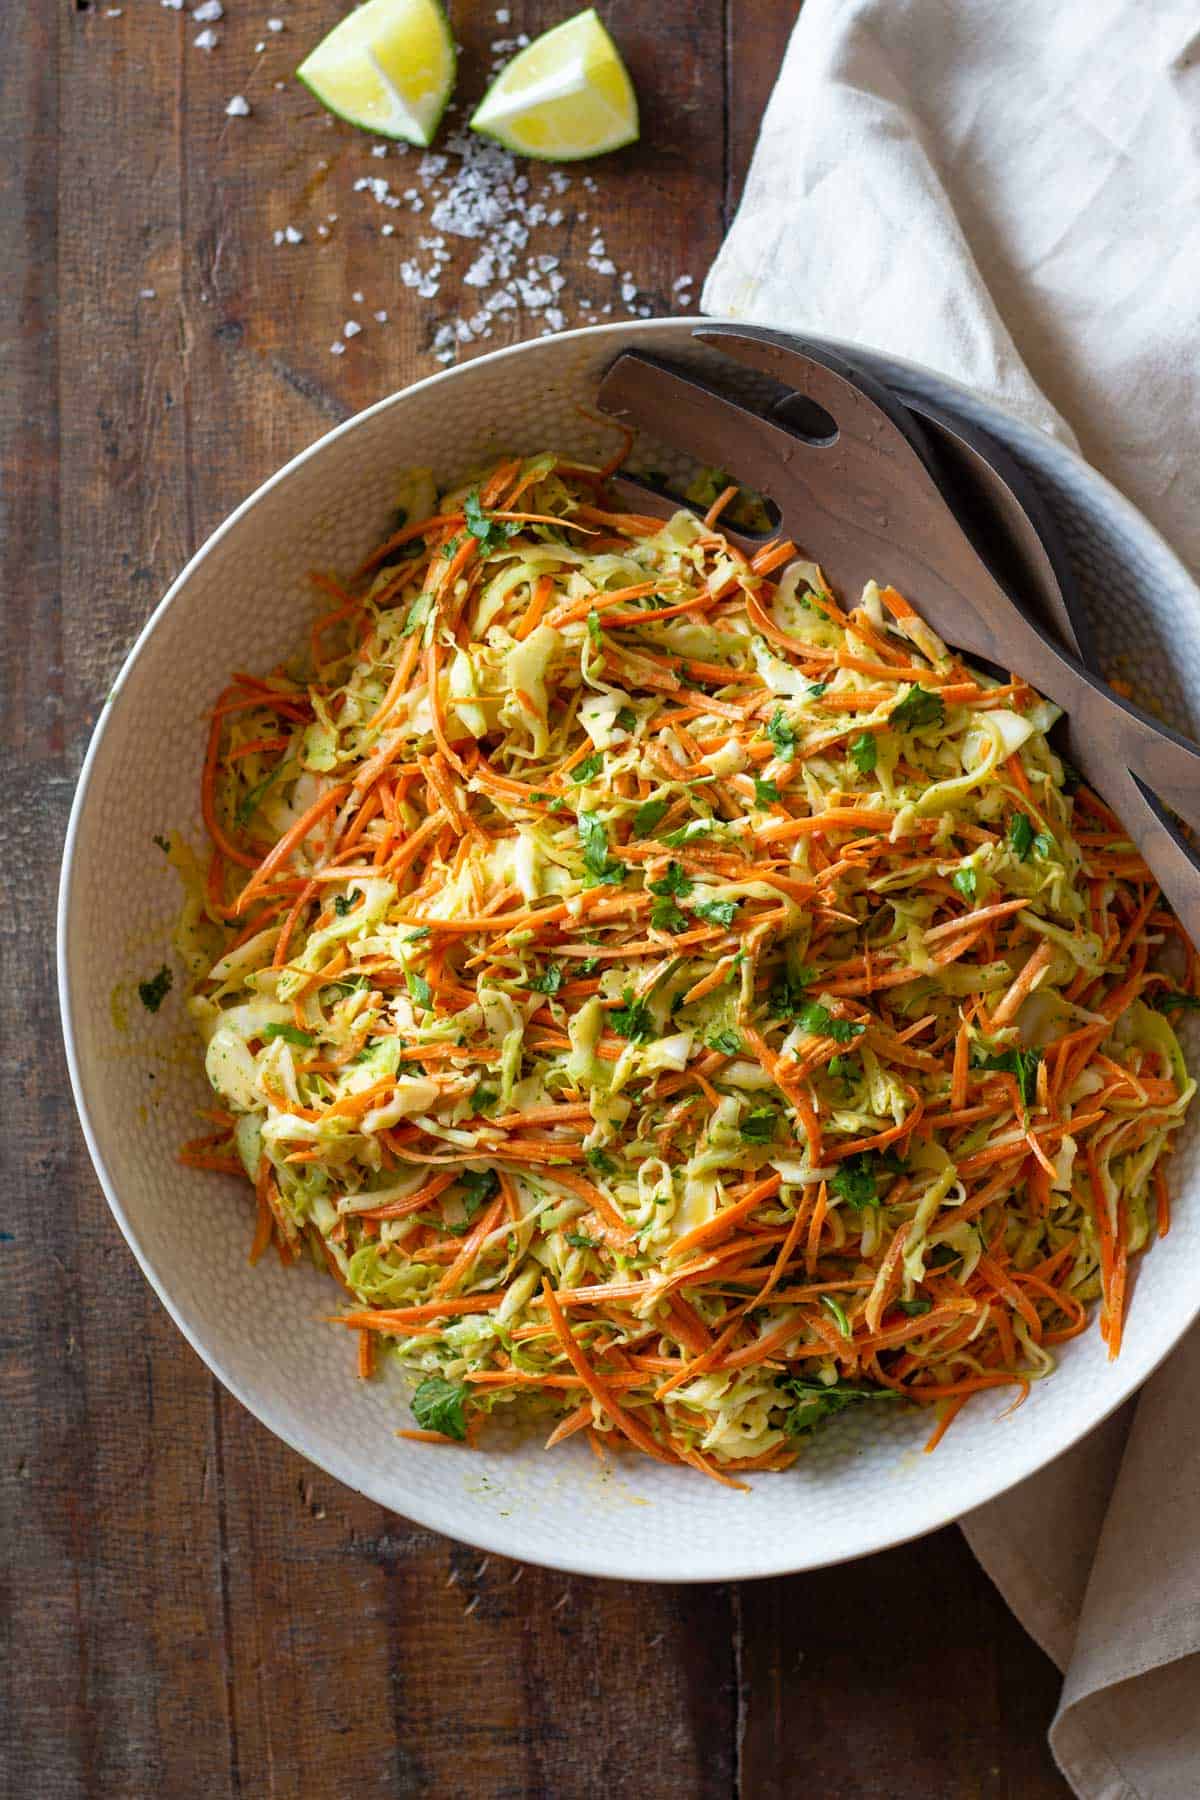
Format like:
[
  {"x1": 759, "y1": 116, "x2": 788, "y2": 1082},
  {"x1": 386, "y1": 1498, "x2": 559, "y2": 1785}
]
[
  {"x1": 283, "y1": 224, "x2": 303, "y2": 243},
  {"x1": 329, "y1": 341, "x2": 346, "y2": 356},
  {"x1": 494, "y1": 4, "x2": 510, "y2": 17},
  {"x1": 352, "y1": 289, "x2": 364, "y2": 303},
  {"x1": 254, "y1": 38, "x2": 265, "y2": 50},
  {"x1": 374, "y1": 309, "x2": 389, "y2": 323},
  {"x1": 139, "y1": 287, "x2": 157, "y2": 299},
  {"x1": 316, "y1": 224, "x2": 330, "y2": 238},
  {"x1": 343, "y1": 319, "x2": 362, "y2": 338},
  {"x1": 225, "y1": 94, "x2": 251, "y2": 116},
  {"x1": 267, "y1": 16, "x2": 283, "y2": 29},
  {"x1": 161, "y1": 0, "x2": 183, "y2": 9},
  {"x1": 193, "y1": 0, "x2": 222, "y2": 19},
  {"x1": 193, "y1": 26, "x2": 218, "y2": 48},
  {"x1": 371, "y1": 144, "x2": 389, "y2": 158}
]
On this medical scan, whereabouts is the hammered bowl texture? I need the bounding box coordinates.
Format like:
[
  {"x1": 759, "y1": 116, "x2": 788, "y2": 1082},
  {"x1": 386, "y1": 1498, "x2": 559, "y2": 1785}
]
[{"x1": 59, "y1": 319, "x2": 1200, "y2": 1581}]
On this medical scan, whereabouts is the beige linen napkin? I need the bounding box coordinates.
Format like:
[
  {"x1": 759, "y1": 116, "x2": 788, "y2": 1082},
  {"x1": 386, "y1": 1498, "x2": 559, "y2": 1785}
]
[{"x1": 704, "y1": 2, "x2": 1200, "y2": 1793}]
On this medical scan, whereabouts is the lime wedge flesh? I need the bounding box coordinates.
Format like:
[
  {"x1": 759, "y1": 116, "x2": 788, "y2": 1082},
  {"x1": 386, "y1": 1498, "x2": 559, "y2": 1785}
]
[
  {"x1": 297, "y1": 0, "x2": 455, "y2": 146},
  {"x1": 470, "y1": 8, "x2": 638, "y2": 161}
]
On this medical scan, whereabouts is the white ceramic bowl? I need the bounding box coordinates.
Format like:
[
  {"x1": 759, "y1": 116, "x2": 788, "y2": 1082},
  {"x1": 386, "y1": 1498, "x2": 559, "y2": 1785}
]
[{"x1": 59, "y1": 319, "x2": 1200, "y2": 1582}]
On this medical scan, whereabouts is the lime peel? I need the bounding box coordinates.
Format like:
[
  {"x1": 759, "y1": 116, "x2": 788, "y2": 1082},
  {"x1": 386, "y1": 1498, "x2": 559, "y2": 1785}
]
[{"x1": 470, "y1": 8, "x2": 638, "y2": 162}]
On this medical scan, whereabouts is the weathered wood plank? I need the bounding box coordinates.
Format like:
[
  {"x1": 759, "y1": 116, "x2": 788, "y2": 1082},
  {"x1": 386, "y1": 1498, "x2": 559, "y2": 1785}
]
[{"x1": 737, "y1": 1525, "x2": 1070, "y2": 1799}]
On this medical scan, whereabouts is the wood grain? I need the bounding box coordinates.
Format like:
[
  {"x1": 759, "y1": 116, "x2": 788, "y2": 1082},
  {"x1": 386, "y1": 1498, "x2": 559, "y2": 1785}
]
[{"x1": 1, "y1": 1, "x2": 1069, "y2": 1794}]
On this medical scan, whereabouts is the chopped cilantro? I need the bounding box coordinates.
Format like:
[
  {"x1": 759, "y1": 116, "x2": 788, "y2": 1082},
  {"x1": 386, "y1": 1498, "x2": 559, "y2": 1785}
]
[
  {"x1": 808, "y1": 682, "x2": 828, "y2": 699},
  {"x1": 754, "y1": 776, "x2": 779, "y2": 808},
  {"x1": 137, "y1": 967, "x2": 172, "y2": 1013},
  {"x1": 261, "y1": 1022, "x2": 314, "y2": 1048},
  {"x1": 578, "y1": 811, "x2": 626, "y2": 885},
  {"x1": 236, "y1": 764, "x2": 285, "y2": 828},
  {"x1": 571, "y1": 752, "x2": 604, "y2": 784},
  {"x1": 565, "y1": 1231, "x2": 601, "y2": 1251},
  {"x1": 972, "y1": 1044, "x2": 1043, "y2": 1108},
  {"x1": 952, "y1": 867, "x2": 977, "y2": 902},
  {"x1": 650, "y1": 896, "x2": 688, "y2": 934},
  {"x1": 793, "y1": 999, "x2": 865, "y2": 1044},
  {"x1": 848, "y1": 732, "x2": 877, "y2": 776},
  {"x1": 768, "y1": 966, "x2": 818, "y2": 1018},
  {"x1": 411, "y1": 1376, "x2": 469, "y2": 1441},
  {"x1": 780, "y1": 1376, "x2": 895, "y2": 1436},
  {"x1": 740, "y1": 1108, "x2": 777, "y2": 1144},
  {"x1": 692, "y1": 898, "x2": 738, "y2": 928},
  {"x1": 529, "y1": 963, "x2": 563, "y2": 996},
  {"x1": 585, "y1": 1147, "x2": 617, "y2": 1175},
  {"x1": 829, "y1": 1153, "x2": 881, "y2": 1208},
  {"x1": 632, "y1": 796, "x2": 669, "y2": 837},
  {"x1": 152, "y1": 833, "x2": 170, "y2": 853},
  {"x1": 333, "y1": 888, "x2": 362, "y2": 917},
  {"x1": 649, "y1": 861, "x2": 693, "y2": 898},
  {"x1": 1152, "y1": 990, "x2": 1200, "y2": 1015},
  {"x1": 458, "y1": 1168, "x2": 499, "y2": 1214},
  {"x1": 464, "y1": 489, "x2": 521, "y2": 556},
  {"x1": 707, "y1": 1027, "x2": 742, "y2": 1056},
  {"x1": 896, "y1": 1298, "x2": 933, "y2": 1317},
  {"x1": 471, "y1": 1082, "x2": 498, "y2": 1113},
  {"x1": 579, "y1": 956, "x2": 600, "y2": 975},
  {"x1": 611, "y1": 988, "x2": 654, "y2": 1042},
  {"x1": 1008, "y1": 812, "x2": 1035, "y2": 860},
  {"x1": 766, "y1": 709, "x2": 797, "y2": 760},
  {"x1": 889, "y1": 684, "x2": 945, "y2": 732},
  {"x1": 616, "y1": 706, "x2": 638, "y2": 732}
]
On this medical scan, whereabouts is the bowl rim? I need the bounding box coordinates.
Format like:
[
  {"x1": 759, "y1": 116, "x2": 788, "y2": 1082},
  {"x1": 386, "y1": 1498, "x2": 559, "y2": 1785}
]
[{"x1": 57, "y1": 315, "x2": 1200, "y2": 1582}]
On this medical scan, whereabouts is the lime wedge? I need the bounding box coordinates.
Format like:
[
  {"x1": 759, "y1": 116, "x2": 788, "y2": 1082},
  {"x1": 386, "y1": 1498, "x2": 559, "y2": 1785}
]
[
  {"x1": 470, "y1": 8, "x2": 638, "y2": 161},
  {"x1": 297, "y1": 0, "x2": 455, "y2": 147}
]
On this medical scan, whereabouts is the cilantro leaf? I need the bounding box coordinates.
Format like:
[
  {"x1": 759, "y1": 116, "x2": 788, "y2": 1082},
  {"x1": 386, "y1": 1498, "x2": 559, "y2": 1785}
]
[
  {"x1": 616, "y1": 706, "x2": 638, "y2": 732},
  {"x1": 152, "y1": 833, "x2": 170, "y2": 854},
  {"x1": 829, "y1": 1153, "x2": 881, "y2": 1208},
  {"x1": 1152, "y1": 990, "x2": 1200, "y2": 1015},
  {"x1": 707, "y1": 1027, "x2": 742, "y2": 1056},
  {"x1": 740, "y1": 1108, "x2": 778, "y2": 1144},
  {"x1": 611, "y1": 988, "x2": 654, "y2": 1042},
  {"x1": 952, "y1": 867, "x2": 977, "y2": 902},
  {"x1": 896, "y1": 1297, "x2": 933, "y2": 1317},
  {"x1": 1009, "y1": 812, "x2": 1035, "y2": 860},
  {"x1": 458, "y1": 1168, "x2": 499, "y2": 1213},
  {"x1": 464, "y1": 489, "x2": 521, "y2": 556},
  {"x1": 649, "y1": 862, "x2": 693, "y2": 898},
  {"x1": 692, "y1": 898, "x2": 738, "y2": 928},
  {"x1": 571, "y1": 752, "x2": 604, "y2": 784},
  {"x1": 236, "y1": 763, "x2": 286, "y2": 829},
  {"x1": 137, "y1": 967, "x2": 173, "y2": 1013},
  {"x1": 578, "y1": 811, "x2": 626, "y2": 885},
  {"x1": 793, "y1": 999, "x2": 865, "y2": 1044},
  {"x1": 766, "y1": 709, "x2": 797, "y2": 760},
  {"x1": 261, "y1": 1022, "x2": 315, "y2": 1048},
  {"x1": 768, "y1": 966, "x2": 818, "y2": 1019},
  {"x1": 632, "y1": 797, "x2": 669, "y2": 838},
  {"x1": 565, "y1": 1230, "x2": 601, "y2": 1251},
  {"x1": 889, "y1": 685, "x2": 945, "y2": 732},
  {"x1": 529, "y1": 963, "x2": 563, "y2": 996},
  {"x1": 334, "y1": 887, "x2": 362, "y2": 918},
  {"x1": 471, "y1": 1082, "x2": 498, "y2": 1113},
  {"x1": 585, "y1": 1147, "x2": 617, "y2": 1175},
  {"x1": 972, "y1": 1045, "x2": 1043, "y2": 1108},
  {"x1": 411, "y1": 1376, "x2": 470, "y2": 1441},
  {"x1": 754, "y1": 776, "x2": 779, "y2": 809},
  {"x1": 780, "y1": 1376, "x2": 895, "y2": 1437},
  {"x1": 650, "y1": 896, "x2": 688, "y2": 933},
  {"x1": 848, "y1": 732, "x2": 877, "y2": 776}
]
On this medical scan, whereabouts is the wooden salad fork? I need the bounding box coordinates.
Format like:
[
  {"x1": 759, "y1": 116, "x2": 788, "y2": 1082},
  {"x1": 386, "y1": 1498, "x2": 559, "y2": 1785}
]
[{"x1": 597, "y1": 324, "x2": 1200, "y2": 943}]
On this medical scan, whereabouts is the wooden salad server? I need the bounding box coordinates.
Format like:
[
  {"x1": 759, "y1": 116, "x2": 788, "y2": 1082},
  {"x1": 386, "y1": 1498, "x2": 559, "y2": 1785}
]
[{"x1": 597, "y1": 325, "x2": 1200, "y2": 943}]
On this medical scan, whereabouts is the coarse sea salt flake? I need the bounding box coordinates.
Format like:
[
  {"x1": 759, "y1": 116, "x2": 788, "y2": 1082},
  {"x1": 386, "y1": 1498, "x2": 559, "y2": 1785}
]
[
  {"x1": 267, "y1": 17, "x2": 284, "y2": 31},
  {"x1": 352, "y1": 290, "x2": 364, "y2": 303},
  {"x1": 330, "y1": 341, "x2": 346, "y2": 356},
  {"x1": 193, "y1": 0, "x2": 222, "y2": 19},
  {"x1": 374, "y1": 309, "x2": 389, "y2": 323},
  {"x1": 343, "y1": 320, "x2": 362, "y2": 338},
  {"x1": 193, "y1": 26, "x2": 218, "y2": 47},
  {"x1": 225, "y1": 94, "x2": 251, "y2": 116}
]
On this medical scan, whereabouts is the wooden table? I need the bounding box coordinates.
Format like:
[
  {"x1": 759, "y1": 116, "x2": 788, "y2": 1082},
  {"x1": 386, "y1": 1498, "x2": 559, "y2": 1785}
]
[{"x1": 2, "y1": 1, "x2": 1071, "y2": 1792}]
